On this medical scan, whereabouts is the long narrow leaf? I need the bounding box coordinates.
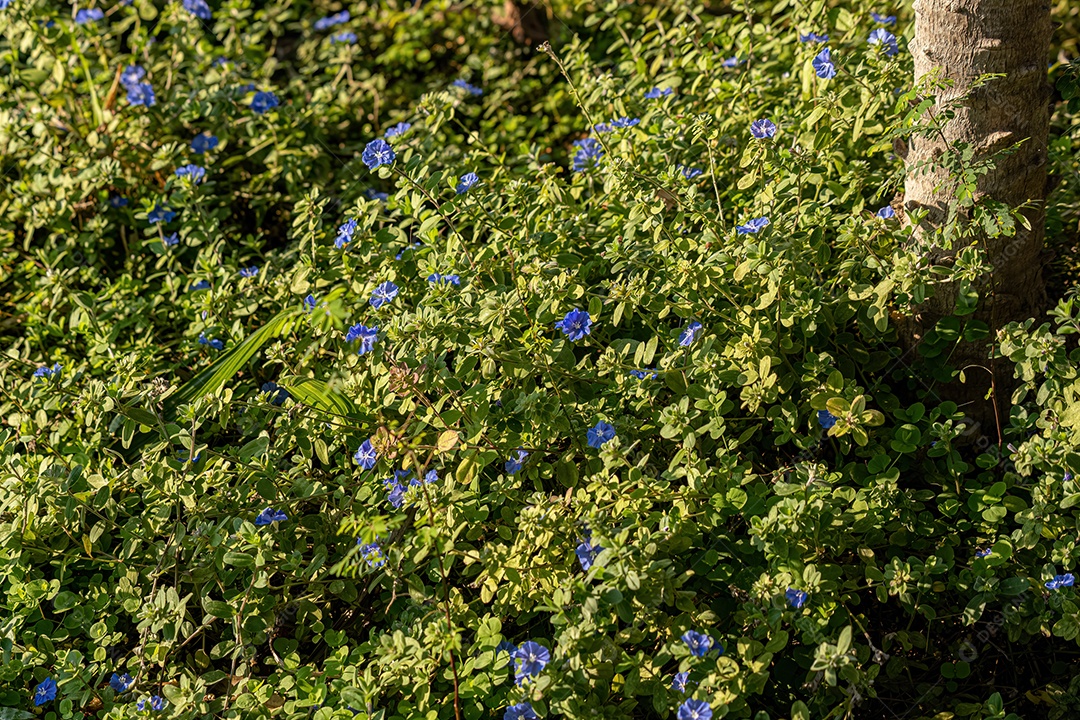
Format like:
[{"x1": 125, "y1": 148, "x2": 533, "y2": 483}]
[{"x1": 280, "y1": 376, "x2": 364, "y2": 422}]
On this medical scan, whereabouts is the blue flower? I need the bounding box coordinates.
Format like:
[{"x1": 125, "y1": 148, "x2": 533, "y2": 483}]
[
  {"x1": 555, "y1": 308, "x2": 592, "y2": 341},
  {"x1": 384, "y1": 476, "x2": 406, "y2": 508},
  {"x1": 261, "y1": 381, "x2": 289, "y2": 405},
  {"x1": 365, "y1": 189, "x2": 389, "y2": 202},
  {"x1": 799, "y1": 31, "x2": 829, "y2": 43},
  {"x1": 191, "y1": 133, "x2": 219, "y2": 153},
  {"x1": 871, "y1": 11, "x2": 896, "y2": 24},
  {"x1": 384, "y1": 122, "x2": 411, "y2": 138},
  {"x1": 812, "y1": 47, "x2": 837, "y2": 79},
  {"x1": 680, "y1": 165, "x2": 703, "y2": 180},
  {"x1": 455, "y1": 172, "x2": 480, "y2": 194},
  {"x1": 786, "y1": 588, "x2": 809, "y2": 609},
  {"x1": 0, "y1": 0, "x2": 12, "y2": 9},
  {"x1": 75, "y1": 8, "x2": 104, "y2": 24},
  {"x1": 975, "y1": 548, "x2": 992, "y2": 559},
  {"x1": 505, "y1": 448, "x2": 528, "y2": 475},
  {"x1": 314, "y1": 10, "x2": 349, "y2": 30},
  {"x1": 722, "y1": 56, "x2": 741, "y2": 68},
  {"x1": 126, "y1": 82, "x2": 156, "y2": 107},
  {"x1": 876, "y1": 205, "x2": 895, "y2": 219},
  {"x1": 354, "y1": 439, "x2": 378, "y2": 469},
  {"x1": 679, "y1": 321, "x2": 703, "y2": 347},
  {"x1": 750, "y1": 119, "x2": 776, "y2": 139},
  {"x1": 198, "y1": 332, "x2": 224, "y2": 350},
  {"x1": 303, "y1": 294, "x2": 317, "y2": 312},
  {"x1": 239, "y1": 266, "x2": 259, "y2": 278},
  {"x1": 681, "y1": 630, "x2": 713, "y2": 656},
  {"x1": 110, "y1": 194, "x2": 128, "y2": 208},
  {"x1": 175, "y1": 164, "x2": 206, "y2": 183},
  {"x1": 136, "y1": 695, "x2": 168, "y2": 711},
  {"x1": 587, "y1": 421, "x2": 616, "y2": 449},
  {"x1": 331, "y1": 31, "x2": 357, "y2": 43},
  {"x1": 451, "y1": 79, "x2": 483, "y2": 96},
  {"x1": 120, "y1": 64, "x2": 145, "y2": 86},
  {"x1": 817, "y1": 409, "x2": 837, "y2": 429},
  {"x1": 334, "y1": 218, "x2": 358, "y2": 249},
  {"x1": 163, "y1": 233, "x2": 179, "y2": 246},
  {"x1": 868, "y1": 28, "x2": 899, "y2": 56},
  {"x1": 345, "y1": 323, "x2": 378, "y2": 355},
  {"x1": 357, "y1": 539, "x2": 385, "y2": 567},
  {"x1": 593, "y1": 122, "x2": 613, "y2": 133},
  {"x1": 34, "y1": 677, "x2": 57, "y2": 706},
  {"x1": 629, "y1": 368, "x2": 657, "y2": 380},
  {"x1": 110, "y1": 673, "x2": 134, "y2": 693},
  {"x1": 250, "y1": 91, "x2": 279, "y2": 114},
  {"x1": 182, "y1": 0, "x2": 211, "y2": 19},
  {"x1": 33, "y1": 363, "x2": 62, "y2": 379},
  {"x1": 254, "y1": 507, "x2": 288, "y2": 526},
  {"x1": 496, "y1": 641, "x2": 517, "y2": 666},
  {"x1": 362, "y1": 139, "x2": 395, "y2": 169},
  {"x1": 147, "y1": 204, "x2": 175, "y2": 224},
  {"x1": 736, "y1": 216, "x2": 770, "y2": 235},
  {"x1": 644, "y1": 86, "x2": 673, "y2": 99},
  {"x1": 610, "y1": 116, "x2": 640, "y2": 129},
  {"x1": 672, "y1": 671, "x2": 689, "y2": 693},
  {"x1": 189, "y1": 280, "x2": 210, "y2": 292},
  {"x1": 395, "y1": 241, "x2": 421, "y2": 259},
  {"x1": 678, "y1": 699, "x2": 712, "y2": 720},
  {"x1": 428, "y1": 273, "x2": 461, "y2": 285},
  {"x1": 571, "y1": 138, "x2": 604, "y2": 172},
  {"x1": 176, "y1": 450, "x2": 201, "y2": 463},
  {"x1": 369, "y1": 281, "x2": 399, "y2": 309},
  {"x1": 575, "y1": 532, "x2": 602, "y2": 571},
  {"x1": 512, "y1": 641, "x2": 550, "y2": 683},
  {"x1": 1046, "y1": 573, "x2": 1076, "y2": 590},
  {"x1": 504, "y1": 702, "x2": 538, "y2": 720}
]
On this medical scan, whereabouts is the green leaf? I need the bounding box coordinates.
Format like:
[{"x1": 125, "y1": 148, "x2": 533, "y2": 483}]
[
  {"x1": 202, "y1": 598, "x2": 236, "y2": 618},
  {"x1": 281, "y1": 376, "x2": 362, "y2": 420}
]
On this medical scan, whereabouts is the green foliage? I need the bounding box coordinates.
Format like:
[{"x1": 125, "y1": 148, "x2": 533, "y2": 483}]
[{"x1": 2, "y1": 0, "x2": 1080, "y2": 719}]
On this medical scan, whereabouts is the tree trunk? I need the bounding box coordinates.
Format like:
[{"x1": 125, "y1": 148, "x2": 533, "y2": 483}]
[{"x1": 902, "y1": 0, "x2": 1052, "y2": 434}]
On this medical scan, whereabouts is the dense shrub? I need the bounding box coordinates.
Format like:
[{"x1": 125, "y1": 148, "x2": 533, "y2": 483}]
[{"x1": 2, "y1": 1, "x2": 1080, "y2": 719}]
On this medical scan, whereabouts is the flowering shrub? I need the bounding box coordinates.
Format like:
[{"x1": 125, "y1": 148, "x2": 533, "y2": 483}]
[{"x1": 2, "y1": 0, "x2": 1080, "y2": 719}]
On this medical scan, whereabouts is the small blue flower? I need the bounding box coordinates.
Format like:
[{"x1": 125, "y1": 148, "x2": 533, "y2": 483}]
[
  {"x1": 799, "y1": 31, "x2": 829, "y2": 43},
  {"x1": 189, "y1": 280, "x2": 211, "y2": 292},
  {"x1": 672, "y1": 671, "x2": 689, "y2": 693},
  {"x1": 110, "y1": 673, "x2": 134, "y2": 693},
  {"x1": 871, "y1": 11, "x2": 896, "y2": 25},
  {"x1": 1046, "y1": 573, "x2": 1076, "y2": 590},
  {"x1": 110, "y1": 194, "x2": 128, "y2": 208},
  {"x1": 332, "y1": 31, "x2": 357, "y2": 43},
  {"x1": 428, "y1": 273, "x2": 461, "y2": 285},
  {"x1": 876, "y1": 205, "x2": 895, "y2": 219},
  {"x1": 736, "y1": 216, "x2": 770, "y2": 235},
  {"x1": 182, "y1": 0, "x2": 211, "y2": 19},
  {"x1": 303, "y1": 294, "x2": 317, "y2": 312},
  {"x1": 575, "y1": 532, "x2": 602, "y2": 571},
  {"x1": 254, "y1": 507, "x2": 288, "y2": 526},
  {"x1": 555, "y1": 308, "x2": 592, "y2": 341},
  {"x1": 681, "y1": 630, "x2": 713, "y2": 657},
  {"x1": 250, "y1": 91, "x2": 279, "y2": 114},
  {"x1": 868, "y1": 28, "x2": 899, "y2": 56},
  {"x1": 120, "y1": 64, "x2": 145, "y2": 86},
  {"x1": 356, "y1": 539, "x2": 385, "y2": 567},
  {"x1": 571, "y1": 138, "x2": 604, "y2": 172},
  {"x1": 786, "y1": 588, "x2": 809, "y2": 609},
  {"x1": 175, "y1": 164, "x2": 206, "y2": 183},
  {"x1": 817, "y1": 409, "x2": 837, "y2": 429},
  {"x1": 75, "y1": 8, "x2": 104, "y2": 24},
  {"x1": 680, "y1": 165, "x2": 703, "y2": 180},
  {"x1": 513, "y1": 641, "x2": 550, "y2": 683},
  {"x1": 722, "y1": 56, "x2": 741, "y2": 68},
  {"x1": 369, "y1": 281, "x2": 399, "y2": 309},
  {"x1": 812, "y1": 47, "x2": 837, "y2": 79},
  {"x1": 678, "y1": 699, "x2": 712, "y2": 720},
  {"x1": 455, "y1": 172, "x2": 480, "y2": 194},
  {"x1": 34, "y1": 677, "x2": 58, "y2": 706},
  {"x1": 191, "y1": 133, "x2": 219, "y2": 153},
  {"x1": 384, "y1": 476, "x2": 407, "y2": 508},
  {"x1": 679, "y1": 321, "x2": 703, "y2": 347},
  {"x1": 334, "y1": 218, "x2": 357, "y2": 249},
  {"x1": 610, "y1": 116, "x2": 640, "y2": 129},
  {"x1": 644, "y1": 86, "x2": 673, "y2": 99},
  {"x1": 314, "y1": 10, "x2": 349, "y2": 30},
  {"x1": 33, "y1": 363, "x2": 63, "y2": 379},
  {"x1": 750, "y1": 119, "x2": 776, "y2": 139},
  {"x1": 362, "y1": 139, "x2": 395, "y2": 170},
  {"x1": 354, "y1": 439, "x2": 378, "y2": 469},
  {"x1": 163, "y1": 232, "x2": 179, "y2": 246},
  {"x1": 505, "y1": 448, "x2": 528, "y2": 475},
  {"x1": 136, "y1": 695, "x2": 168, "y2": 711},
  {"x1": 593, "y1": 122, "x2": 613, "y2": 133},
  {"x1": 975, "y1": 548, "x2": 992, "y2": 559},
  {"x1": 365, "y1": 189, "x2": 389, "y2": 202},
  {"x1": 504, "y1": 702, "x2": 538, "y2": 720},
  {"x1": 126, "y1": 82, "x2": 156, "y2": 107},
  {"x1": 451, "y1": 79, "x2": 483, "y2": 96},
  {"x1": 587, "y1": 421, "x2": 616, "y2": 449},
  {"x1": 261, "y1": 381, "x2": 289, "y2": 405},
  {"x1": 629, "y1": 369, "x2": 657, "y2": 380},
  {"x1": 147, "y1": 204, "x2": 175, "y2": 224},
  {"x1": 239, "y1": 266, "x2": 259, "y2": 278},
  {"x1": 345, "y1": 323, "x2": 378, "y2": 355},
  {"x1": 198, "y1": 332, "x2": 224, "y2": 350},
  {"x1": 384, "y1": 122, "x2": 412, "y2": 138}
]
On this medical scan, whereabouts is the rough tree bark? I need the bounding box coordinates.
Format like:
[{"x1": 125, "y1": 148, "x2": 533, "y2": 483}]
[{"x1": 902, "y1": 0, "x2": 1052, "y2": 433}]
